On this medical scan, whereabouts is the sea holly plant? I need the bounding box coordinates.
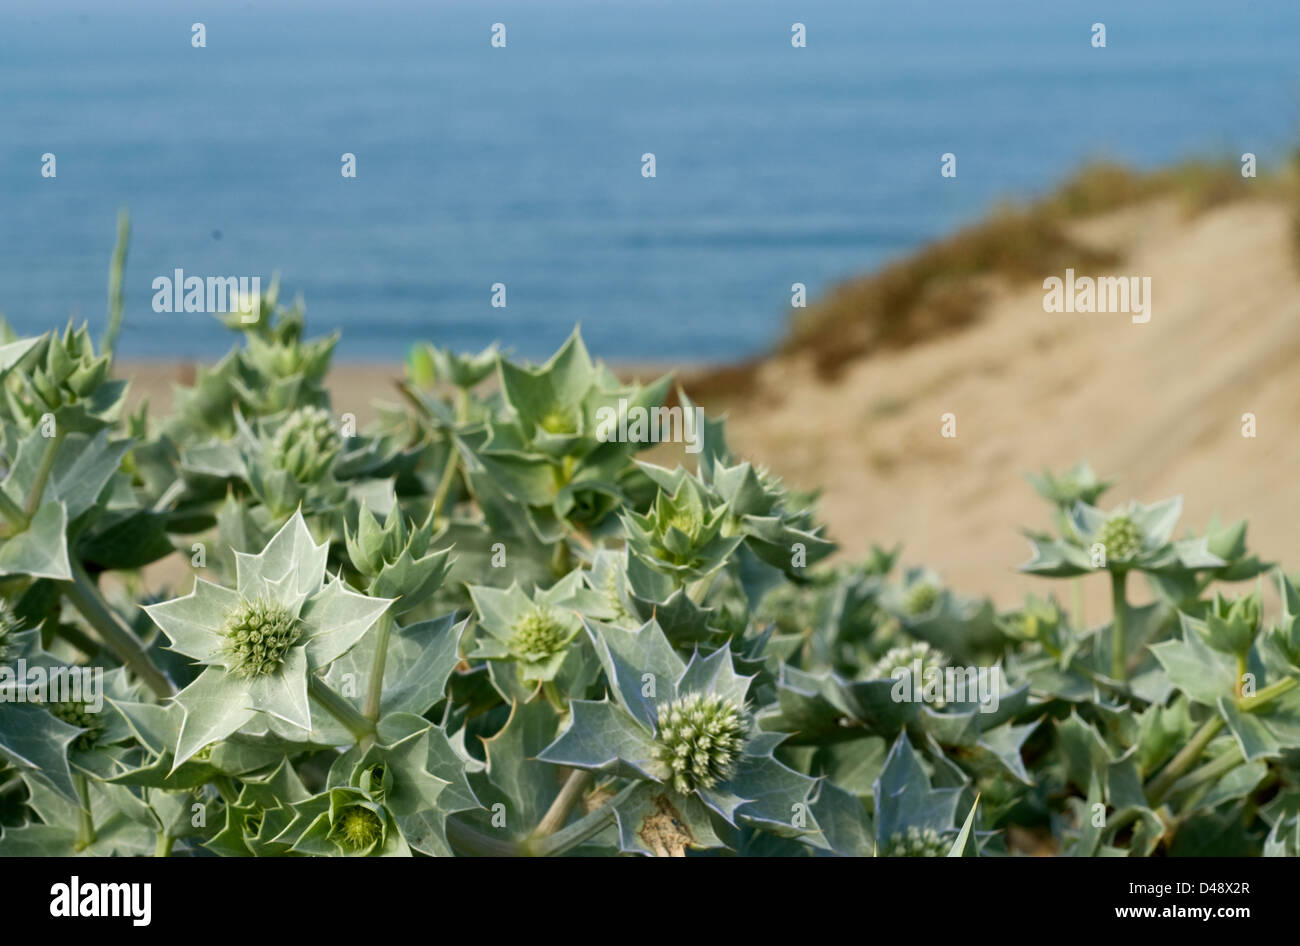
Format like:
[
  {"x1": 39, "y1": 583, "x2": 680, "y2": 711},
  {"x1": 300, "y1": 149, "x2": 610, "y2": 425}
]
[
  {"x1": 6, "y1": 256, "x2": 1300, "y2": 858},
  {"x1": 467, "y1": 570, "x2": 608, "y2": 696},
  {"x1": 4, "y1": 323, "x2": 126, "y2": 434},
  {"x1": 143, "y1": 511, "x2": 391, "y2": 765},
  {"x1": 1021, "y1": 495, "x2": 1225, "y2": 682},
  {"x1": 344, "y1": 502, "x2": 453, "y2": 614},
  {"x1": 537, "y1": 618, "x2": 822, "y2": 853}
]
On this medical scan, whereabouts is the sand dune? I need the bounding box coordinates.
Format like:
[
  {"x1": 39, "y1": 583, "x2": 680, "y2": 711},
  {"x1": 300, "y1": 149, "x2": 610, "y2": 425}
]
[{"x1": 717, "y1": 197, "x2": 1300, "y2": 610}]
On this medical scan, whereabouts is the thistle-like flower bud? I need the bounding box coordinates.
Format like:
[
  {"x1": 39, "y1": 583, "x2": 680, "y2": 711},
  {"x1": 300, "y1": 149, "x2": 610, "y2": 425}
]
[
  {"x1": 331, "y1": 805, "x2": 384, "y2": 852},
  {"x1": 902, "y1": 581, "x2": 939, "y2": 616},
  {"x1": 361, "y1": 763, "x2": 389, "y2": 803},
  {"x1": 664, "y1": 506, "x2": 703, "y2": 543},
  {"x1": 884, "y1": 825, "x2": 947, "y2": 857},
  {"x1": 653, "y1": 692, "x2": 748, "y2": 795},
  {"x1": 344, "y1": 505, "x2": 451, "y2": 612},
  {"x1": 408, "y1": 342, "x2": 498, "y2": 390},
  {"x1": 1204, "y1": 590, "x2": 1262, "y2": 657},
  {"x1": 1026, "y1": 462, "x2": 1111, "y2": 507},
  {"x1": 997, "y1": 595, "x2": 1062, "y2": 646},
  {"x1": 48, "y1": 701, "x2": 105, "y2": 751},
  {"x1": 243, "y1": 329, "x2": 335, "y2": 384},
  {"x1": 270, "y1": 406, "x2": 341, "y2": 481},
  {"x1": 539, "y1": 404, "x2": 580, "y2": 436},
  {"x1": 1096, "y1": 514, "x2": 1141, "y2": 562},
  {"x1": 222, "y1": 596, "x2": 302, "y2": 678},
  {"x1": 868, "y1": 640, "x2": 948, "y2": 683},
  {"x1": 5, "y1": 324, "x2": 117, "y2": 428},
  {"x1": 624, "y1": 478, "x2": 736, "y2": 583},
  {"x1": 508, "y1": 605, "x2": 572, "y2": 663}
]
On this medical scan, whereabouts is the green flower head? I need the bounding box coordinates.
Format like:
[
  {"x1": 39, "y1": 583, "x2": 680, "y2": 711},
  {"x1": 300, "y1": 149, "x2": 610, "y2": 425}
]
[
  {"x1": 221, "y1": 595, "x2": 303, "y2": 678},
  {"x1": 344, "y1": 503, "x2": 452, "y2": 613},
  {"x1": 539, "y1": 626, "x2": 819, "y2": 843},
  {"x1": 1199, "y1": 589, "x2": 1263, "y2": 657},
  {"x1": 868, "y1": 640, "x2": 948, "y2": 682},
  {"x1": 653, "y1": 692, "x2": 748, "y2": 795},
  {"x1": 331, "y1": 804, "x2": 384, "y2": 852},
  {"x1": 49, "y1": 701, "x2": 105, "y2": 751},
  {"x1": 880, "y1": 567, "x2": 955, "y2": 626},
  {"x1": 467, "y1": 574, "x2": 590, "y2": 683},
  {"x1": 1025, "y1": 462, "x2": 1112, "y2": 508},
  {"x1": 902, "y1": 581, "x2": 939, "y2": 616},
  {"x1": 494, "y1": 329, "x2": 595, "y2": 452},
  {"x1": 996, "y1": 594, "x2": 1063, "y2": 645},
  {"x1": 540, "y1": 404, "x2": 580, "y2": 436},
  {"x1": 1021, "y1": 496, "x2": 1221, "y2": 578},
  {"x1": 622, "y1": 474, "x2": 741, "y2": 583},
  {"x1": 1096, "y1": 513, "x2": 1141, "y2": 562},
  {"x1": 270, "y1": 405, "x2": 341, "y2": 481},
  {"x1": 242, "y1": 327, "x2": 336, "y2": 384},
  {"x1": 144, "y1": 511, "x2": 392, "y2": 769},
  {"x1": 4, "y1": 323, "x2": 122, "y2": 429},
  {"x1": 407, "y1": 341, "x2": 498, "y2": 390},
  {"x1": 884, "y1": 825, "x2": 947, "y2": 857},
  {"x1": 508, "y1": 605, "x2": 572, "y2": 663}
]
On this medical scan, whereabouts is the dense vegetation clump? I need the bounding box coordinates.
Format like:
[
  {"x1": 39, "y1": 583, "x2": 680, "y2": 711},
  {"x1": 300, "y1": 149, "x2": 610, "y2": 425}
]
[{"x1": 0, "y1": 276, "x2": 1297, "y2": 858}]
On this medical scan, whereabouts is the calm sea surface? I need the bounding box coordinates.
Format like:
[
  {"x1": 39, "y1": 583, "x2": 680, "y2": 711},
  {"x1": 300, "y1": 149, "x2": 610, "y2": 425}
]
[{"x1": 1, "y1": 0, "x2": 1297, "y2": 361}]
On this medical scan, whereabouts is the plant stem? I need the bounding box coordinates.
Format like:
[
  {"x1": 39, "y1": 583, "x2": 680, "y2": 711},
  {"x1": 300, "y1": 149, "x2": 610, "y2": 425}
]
[
  {"x1": 445, "y1": 782, "x2": 634, "y2": 857},
  {"x1": 1071, "y1": 576, "x2": 1085, "y2": 628},
  {"x1": 1146, "y1": 674, "x2": 1295, "y2": 804},
  {"x1": 430, "y1": 390, "x2": 469, "y2": 523},
  {"x1": 24, "y1": 428, "x2": 66, "y2": 521},
  {"x1": 154, "y1": 832, "x2": 174, "y2": 857},
  {"x1": 550, "y1": 539, "x2": 571, "y2": 578},
  {"x1": 530, "y1": 783, "x2": 638, "y2": 856},
  {"x1": 74, "y1": 773, "x2": 96, "y2": 851},
  {"x1": 62, "y1": 560, "x2": 173, "y2": 698},
  {"x1": 50, "y1": 621, "x2": 108, "y2": 661},
  {"x1": 151, "y1": 479, "x2": 186, "y2": 514},
  {"x1": 362, "y1": 611, "x2": 395, "y2": 723},
  {"x1": 1239, "y1": 676, "x2": 1297, "y2": 712},
  {"x1": 1104, "y1": 808, "x2": 1142, "y2": 837},
  {"x1": 1165, "y1": 746, "x2": 1244, "y2": 800},
  {"x1": 1109, "y1": 570, "x2": 1127, "y2": 681},
  {"x1": 445, "y1": 816, "x2": 523, "y2": 857},
  {"x1": 430, "y1": 438, "x2": 460, "y2": 522},
  {"x1": 530, "y1": 769, "x2": 593, "y2": 840},
  {"x1": 542, "y1": 680, "x2": 565, "y2": 713},
  {"x1": 308, "y1": 676, "x2": 375, "y2": 742},
  {"x1": 103, "y1": 209, "x2": 130, "y2": 362},
  {"x1": 1147, "y1": 716, "x2": 1223, "y2": 802}
]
